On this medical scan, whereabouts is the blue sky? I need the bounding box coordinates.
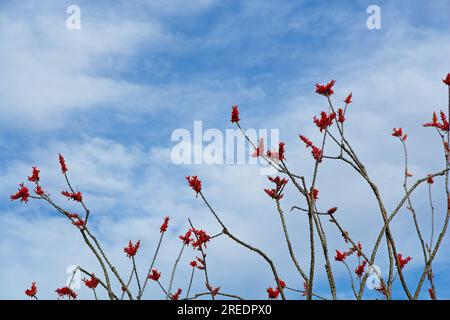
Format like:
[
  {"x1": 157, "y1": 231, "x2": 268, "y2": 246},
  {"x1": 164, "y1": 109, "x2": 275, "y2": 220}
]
[{"x1": 1, "y1": 0, "x2": 450, "y2": 300}]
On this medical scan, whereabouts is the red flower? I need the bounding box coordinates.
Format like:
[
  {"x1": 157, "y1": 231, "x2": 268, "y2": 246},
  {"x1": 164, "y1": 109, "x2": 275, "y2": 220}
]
[
  {"x1": 355, "y1": 242, "x2": 363, "y2": 258},
  {"x1": 264, "y1": 176, "x2": 288, "y2": 200},
  {"x1": 428, "y1": 288, "x2": 436, "y2": 300},
  {"x1": 191, "y1": 229, "x2": 211, "y2": 249},
  {"x1": 311, "y1": 146, "x2": 323, "y2": 162},
  {"x1": 311, "y1": 188, "x2": 319, "y2": 201},
  {"x1": 376, "y1": 284, "x2": 387, "y2": 296},
  {"x1": 277, "y1": 279, "x2": 286, "y2": 289},
  {"x1": 423, "y1": 111, "x2": 449, "y2": 131},
  {"x1": 299, "y1": 135, "x2": 322, "y2": 162},
  {"x1": 442, "y1": 73, "x2": 450, "y2": 86},
  {"x1": 251, "y1": 138, "x2": 264, "y2": 157},
  {"x1": 34, "y1": 185, "x2": 45, "y2": 196},
  {"x1": 61, "y1": 191, "x2": 83, "y2": 202},
  {"x1": 327, "y1": 207, "x2": 338, "y2": 214},
  {"x1": 313, "y1": 111, "x2": 336, "y2": 132},
  {"x1": 337, "y1": 108, "x2": 345, "y2": 123},
  {"x1": 28, "y1": 167, "x2": 40, "y2": 182},
  {"x1": 392, "y1": 128, "x2": 403, "y2": 137},
  {"x1": 186, "y1": 176, "x2": 202, "y2": 194},
  {"x1": 123, "y1": 240, "x2": 140, "y2": 258},
  {"x1": 190, "y1": 260, "x2": 197, "y2": 268},
  {"x1": 335, "y1": 250, "x2": 347, "y2": 262},
  {"x1": 266, "y1": 149, "x2": 279, "y2": 160},
  {"x1": 67, "y1": 213, "x2": 80, "y2": 219},
  {"x1": 396, "y1": 253, "x2": 412, "y2": 269},
  {"x1": 355, "y1": 261, "x2": 367, "y2": 278},
  {"x1": 344, "y1": 92, "x2": 352, "y2": 104},
  {"x1": 55, "y1": 286, "x2": 77, "y2": 300},
  {"x1": 83, "y1": 274, "x2": 99, "y2": 289},
  {"x1": 315, "y1": 80, "x2": 336, "y2": 96},
  {"x1": 427, "y1": 174, "x2": 434, "y2": 184},
  {"x1": 59, "y1": 153, "x2": 68, "y2": 174},
  {"x1": 25, "y1": 282, "x2": 37, "y2": 298},
  {"x1": 171, "y1": 288, "x2": 182, "y2": 300},
  {"x1": 231, "y1": 105, "x2": 240, "y2": 123},
  {"x1": 148, "y1": 269, "x2": 161, "y2": 281},
  {"x1": 72, "y1": 218, "x2": 85, "y2": 229},
  {"x1": 10, "y1": 183, "x2": 30, "y2": 203},
  {"x1": 179, "y1": 229, "x2": 193, "y2": 245},
  {"x1": 267, "y1": 287, "x2": 279, "y2": 299},
  {"x1": 160, "y1": 216, "x2": 170, "y2": 233},
  {"x1": 206, "y1": 283, "x2": 220, "y2": 297},
  {"x1": 299, "y1": 135, "x2": 313, "y2": 148},
  {"x1": 278, "y1": 142, "x2": 285, "y2": 161}
]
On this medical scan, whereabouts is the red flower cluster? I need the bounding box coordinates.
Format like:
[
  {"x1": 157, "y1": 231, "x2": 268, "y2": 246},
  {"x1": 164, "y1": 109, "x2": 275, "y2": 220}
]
[
  {"x1": 443, "y1": 73, "x2": 450, "y2": 86},
  {"x1": 171, "y1": 288, "x2": 182, "y2": 300},
  {"x1": 160, "y1": 216, "x2": 170, "y2": 233},
  {"x1": 427, "y1": 174, "x2": 434, "y2": 184},
  {"x1": 264, "y1": 176, "x2": 288, "y2": 200},
  {"x1": 10, "y1": 183, "x2": 30, "y2": 203},
  {"x1": 191, "y1": 229, "x2": 211, "y2": 249},
  {"x1": 376, "y1": 283, "x2": 387, "y2": 296},
  {"x1": 327, "y1": 207, "x2": 338, "y2": 214},
  {"x1": 355, "y1": 261, "x2": 367, "y2": 278},
  {"x1": 315, "y1": 80, "x2": 336, "y2": 96},
  {"x1": 334, "y1": 250, "x2": 347, "y2": 262},
  {"x1": 72, "y1": 217, "x2": 85, "y2": 229},
  {"x1": 148, "y1": 269, "x2": 161, "y2": 281},
  {"x1": 206, "y1": 283, "x2": 220, "y2": 297},
  {"x1": 423, "y1": 111, "x2": 449, "y2": 132},
  {"x1": 299, "y1": 135, "x2": 323, "y2": 162},
  {"x1": 337, "y1": 108, "x2": 345, "y2": 123},
  {"x1": 277, "y1": 279, "x2": 286, "y2": 289},
  {"x1": 266, "y1": 142, "x2": 286, "y2": 161},
  {"x1": 180, "y1": 228, "x2": 211, "y2": 249},
  {"x1": 55, "y1": 286, "x2": 77, "y2": 300},
  {"x1": 278, "y1": 142, "x2": 285, "y2": 161},
  {"x1": 34, "y1": 185, "x2": 45, "y2": 196},
  {"x1": 179, "y1": 229, "x2": 193, "y2": 245},
  {"x1": 231, "y1": 105, "x2": 240, "y2": 123},
  {"x1": 190, "y1": 260, "x2": 197, "y2": 268},
  {"x1": 311, "y1": 188, "x2": 319, "y2": 201},
  {"x1": 344, "y1": 92, "x2": 352, "y2": 104},
  {"x1": 251, "y1": 138, "x2": 264, "y2": 157},
  {"x1": 186, "y1": 176, "x2": 202, "y2": 194},
  {"x1": 391, "y1": 128, "x2": 407, "y2": 141},
  {"x1": 25, "y1": 282, "x2": 37, "y2": 298},
  {"x1": 428, "y1": 288, "x2": 436, "y2": 300},
  {"x1": 396, "y1": 253, "x2": 412, "y2": 269},
  {"x1": 314, "y1": 111, "x2": 336, "y2": 132},
  {"x1": 335, "y1": 242, "x2": 363, "y2": 262},
  {"x1": 28, "y1": 167, "x2": 40, "y2": 182},
  {"x1": 83, "y1": 274, "x2": 99, "y2": 289},
  {"x1": 266, "y1": 287, "x2": 279, "y2": 299},
  {"x1": 123, "y1": 240, "x2": 140, "y2": 258},
  {"x1": 61, "y1": 191, "x2": 83, "y2": 202},
  {"x1": 59, "y1": 153, "x2": 68, "y2": 173}
]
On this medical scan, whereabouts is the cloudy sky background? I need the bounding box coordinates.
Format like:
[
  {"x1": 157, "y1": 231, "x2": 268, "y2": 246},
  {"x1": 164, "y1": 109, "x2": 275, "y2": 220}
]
[{"x1": 1, "y1": 0, "x2": 450, "y2": 299}]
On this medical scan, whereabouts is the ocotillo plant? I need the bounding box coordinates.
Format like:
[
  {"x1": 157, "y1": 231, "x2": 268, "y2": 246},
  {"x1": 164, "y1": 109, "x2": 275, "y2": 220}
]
[{"x1": 14, "y1": 74, "x2": 450, "y2": 300}]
